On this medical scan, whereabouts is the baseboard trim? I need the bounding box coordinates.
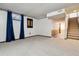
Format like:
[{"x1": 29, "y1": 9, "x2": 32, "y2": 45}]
[
  {"x1": 24, "y1": 35, "x2": 51, "y2": 38},
  {"x1": 64, "y1": 37, "x2": 68, "y2": 40},
  {"x1": 67, "y1": 37, "x2": 79, "y2": 40},
  {"x1": 24, "y1": 35, "x2": 39, "y2": 38},
  {"x1": 0, "y1": 35, "x2": 51, "y2": 43},
  {"x1": 0, "y1": 41, "x2": 6, "y2": 43},
  {"x1": 36, "y1": 35, "x2": 51, "y2": 38}
]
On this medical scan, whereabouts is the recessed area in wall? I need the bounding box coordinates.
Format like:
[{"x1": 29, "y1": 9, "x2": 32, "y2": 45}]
[{"x1": 27, "y1": 18, "x2": 33, "y2": 28}]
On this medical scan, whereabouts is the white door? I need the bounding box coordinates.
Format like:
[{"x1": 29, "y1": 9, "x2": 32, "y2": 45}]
[
  {"x1": 13, "y1": 20, "x2": 20, "y2": 39},
  {"x1": 0, "y1": 10, "x2": 7, "y2": 42}
]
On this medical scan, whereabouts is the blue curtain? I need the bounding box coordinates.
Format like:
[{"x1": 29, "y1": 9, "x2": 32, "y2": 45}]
[
  {"x1": 6, "y1": 11, "x2": 15, "y2": 42},
  {"x1": 19, "y1": 15, "x2": 24, "y2": 39}
]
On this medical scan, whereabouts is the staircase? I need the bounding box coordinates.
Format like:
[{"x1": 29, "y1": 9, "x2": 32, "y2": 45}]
[{"x1": 67, "y1": 17, "x2": 79, "y2": 39}]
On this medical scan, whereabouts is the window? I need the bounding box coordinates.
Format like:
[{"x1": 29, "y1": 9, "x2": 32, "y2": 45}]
[{"x1": 27, "y1": 18, "x2": 33, "y2": 28}]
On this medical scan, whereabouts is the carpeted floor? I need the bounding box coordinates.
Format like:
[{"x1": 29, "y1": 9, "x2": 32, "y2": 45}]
[{"x1": 0, "y1": 36, "x2": 79, "y2": 56}]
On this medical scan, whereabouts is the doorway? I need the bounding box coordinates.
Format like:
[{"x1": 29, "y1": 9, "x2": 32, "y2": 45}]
[{"x1": 51, "y1": 17, "x2": 65, "y2": 39}]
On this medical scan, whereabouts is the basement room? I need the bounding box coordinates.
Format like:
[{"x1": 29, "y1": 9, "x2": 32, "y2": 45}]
[{"x1": 0, "y1": 3, "x2": 79, "y2": 56}]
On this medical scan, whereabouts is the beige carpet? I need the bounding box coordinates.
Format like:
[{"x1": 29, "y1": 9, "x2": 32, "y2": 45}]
[{"x1": 0, "y1": 36, "x2": 79, "y2": 56}]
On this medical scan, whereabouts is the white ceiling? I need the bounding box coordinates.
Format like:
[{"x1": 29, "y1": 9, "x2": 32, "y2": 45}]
[{"x1": 0, "y1": 3, "x2": 78, "y2": 19}]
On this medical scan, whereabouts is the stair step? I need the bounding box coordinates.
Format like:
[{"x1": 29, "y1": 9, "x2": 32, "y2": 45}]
[
  {"x1": 68, "y1": 27, "x2": 79, "y2": 28},
  {"x1": 68, "y1": 33, "x2": 79, "y2": 34},
  {"x1": 68, "y1": 18, "x2": 79, "y2": 40},
  {"x1": 68, "y1": 29, "x2": 79, "y2": 32},
  {"x1": 68, "y1": 36, "x2": 79, "y2": 38},
  {"x1": 68, "y1": 30, "x2": 79, "y2": 33},
  {"x1": 68, "y1": 37, "x2": 79, "y2": 39},
  {"x1": 68, "y1": 33, "x2": 79, "y2": 35},
  {"x1": 68, "y1": 35, "x2": 79, "y2": 37},
  {"x1": 68, "y1": 28, "x2": 79, "y2": 29},
  {"x1": 68, "y1": 32, "x2": 79, "y2": 34},
  {"x1": 69, "y1": 26, "x2": 78, "y2": 28},
  {"x1": 68, "y1": 31, "x2": 79, "y2": 33},
  {"x1": 68, "y1": 36, "x2": 79, "y2": 39}
]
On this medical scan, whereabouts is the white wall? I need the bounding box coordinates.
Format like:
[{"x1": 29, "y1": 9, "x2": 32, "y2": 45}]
[
  {"x1": 0, "y1": 10, "x2": 7, "y2": 42},
  {"x1": 13, "y1": 14, "x2": 38, "y2": 38},
  {"x1": 38, "y1": 18, "x2": 53, "y2": 36},
  {"x1": 69, "y1": 12, "x2": 77, "y2": 18},
  {"x1": 0, "y1": 10, "x2": 38, "y2": 42},
  {"x1": 24, "y1": 16, "x2": 38, "y2": 37},
  {"x1": 38, "y1": 17, "x2": 67, "y2": 39}
]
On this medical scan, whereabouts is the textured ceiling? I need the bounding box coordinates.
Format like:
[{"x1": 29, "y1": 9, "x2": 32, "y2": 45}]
[
  {"x1": 65, "y1": 5, "x2": 79, "y2": 14},
  {"x1": 0, "y1": 3, "x2": 78, "y2": 19}
]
